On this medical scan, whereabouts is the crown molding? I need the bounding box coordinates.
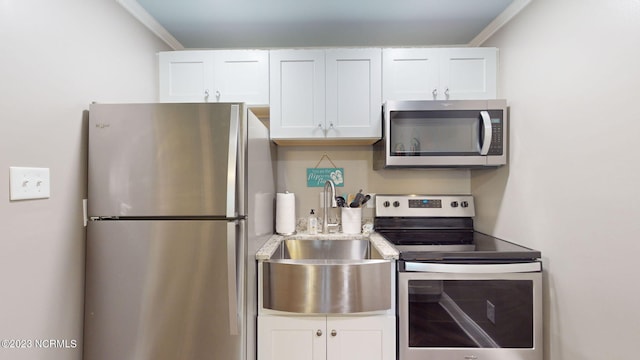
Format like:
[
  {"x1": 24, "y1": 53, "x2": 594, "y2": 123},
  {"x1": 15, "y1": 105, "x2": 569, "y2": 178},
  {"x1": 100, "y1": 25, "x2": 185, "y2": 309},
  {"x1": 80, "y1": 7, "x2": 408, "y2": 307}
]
[
  {"x1": 468, "y1": 0, "x2": 532, "y2": 46},
  {"x1": 116, "y1": 0, "x2": 184, "y2": 50}
]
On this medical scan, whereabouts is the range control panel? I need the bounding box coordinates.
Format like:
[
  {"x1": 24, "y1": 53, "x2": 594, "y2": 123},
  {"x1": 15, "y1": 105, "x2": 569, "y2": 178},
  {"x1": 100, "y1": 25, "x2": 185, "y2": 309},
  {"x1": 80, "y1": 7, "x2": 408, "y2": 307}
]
[{"x1": 375, "y1": 195, "x2": 475, "y2": 217}]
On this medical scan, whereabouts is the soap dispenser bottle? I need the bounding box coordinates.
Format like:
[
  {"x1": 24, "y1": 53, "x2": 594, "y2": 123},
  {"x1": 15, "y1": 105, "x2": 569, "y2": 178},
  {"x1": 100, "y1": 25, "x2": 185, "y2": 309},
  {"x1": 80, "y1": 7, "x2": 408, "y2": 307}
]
[{"x1": 308, "y1": 209, "x2": 318, "y2": 235}]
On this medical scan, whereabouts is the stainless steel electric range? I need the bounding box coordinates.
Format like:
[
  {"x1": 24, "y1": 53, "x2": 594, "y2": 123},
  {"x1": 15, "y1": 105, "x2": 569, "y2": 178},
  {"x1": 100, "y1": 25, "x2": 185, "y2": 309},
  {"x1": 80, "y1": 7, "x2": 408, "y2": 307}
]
[{"x1": 374, "y1": 195, "x2": 543, "y2": 360}]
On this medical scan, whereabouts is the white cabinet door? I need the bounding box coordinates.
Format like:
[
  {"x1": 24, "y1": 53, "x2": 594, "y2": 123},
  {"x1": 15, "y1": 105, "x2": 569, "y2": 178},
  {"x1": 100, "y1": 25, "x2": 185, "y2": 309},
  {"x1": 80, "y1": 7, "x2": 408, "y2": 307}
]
[
  {"x1": 211, "y1": 50, "x2": 269, "y2": 104},
  {"x1": 159, "y1": 50, "x2": 269, "y2": 104},
  {"x1": 326, "y1": 48, "x2": 382, "y2": 139},
  {"x1": 159, "y1": 50, "x2": 214, "y2": 102},
  {"x1": 269, "y1": 49, "x2": 326, "y2": 139},
  {"x1": 326, "y1": 316, "x2": 395, "y2": 360},
  {"x1": 382, "y1": 48, "x2": 440, "y2": 101},
  {"x1": 258, "y1": 316, "x2": 326, "y2": 360},
  {"x1": 382, "y1": 47, "x2": 497, "y2": 101},
  {"x1": 440, "y1": 47, "x2": 497, "y2": 100}
]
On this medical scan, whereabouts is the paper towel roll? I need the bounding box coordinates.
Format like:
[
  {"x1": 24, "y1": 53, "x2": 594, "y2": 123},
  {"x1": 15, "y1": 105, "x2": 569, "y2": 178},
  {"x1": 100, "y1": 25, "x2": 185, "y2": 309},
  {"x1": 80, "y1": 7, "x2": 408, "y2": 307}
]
[{"x1": 276, "y1": 192, "x2": 296, "y2": 235}]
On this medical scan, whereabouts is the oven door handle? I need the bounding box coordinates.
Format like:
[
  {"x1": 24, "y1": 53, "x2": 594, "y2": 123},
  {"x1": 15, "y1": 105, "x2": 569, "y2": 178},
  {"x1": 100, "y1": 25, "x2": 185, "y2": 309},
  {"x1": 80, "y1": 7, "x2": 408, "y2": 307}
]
[
  {"x1": 404, "y1": 262, "x2": 541, "y2": 273},
  {"x1": 479, "y1": 110, "x2": 492, "y2": 155}
]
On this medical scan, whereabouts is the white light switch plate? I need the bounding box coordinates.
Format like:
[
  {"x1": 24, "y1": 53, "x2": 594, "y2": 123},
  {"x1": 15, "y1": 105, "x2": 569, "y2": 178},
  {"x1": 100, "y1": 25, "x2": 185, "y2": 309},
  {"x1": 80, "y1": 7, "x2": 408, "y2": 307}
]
[{"x1": 9, "y1": 167, "x2": 50, "y2": 200}]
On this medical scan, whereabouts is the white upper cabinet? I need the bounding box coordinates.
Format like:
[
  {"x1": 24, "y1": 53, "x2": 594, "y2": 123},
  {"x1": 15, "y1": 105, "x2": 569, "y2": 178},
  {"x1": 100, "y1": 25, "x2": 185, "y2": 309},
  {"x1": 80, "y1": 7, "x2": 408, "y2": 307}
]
[
  {"x1": 211, "y1": 50, "x2": 269, "y2": 104},
  {"x1": 382, "y1": 48, "x2": 440, "y2": 101},
  {"x1": 159, "y1": 51, "x2": 214, "y2": 102},
  {"x1": 382, "y1": 47, "x2": 497, "y2": 101},
  {"x1": 269, "y1": 49, "x2": 326, "y2": 140},
  {"x1": 440, "y1": 48, "x2": 497, "y2": 100},
  {"x1": 269, "y1": 48, "x2": 382, "y2": 143},
  {"x1": 159, "y1": 47, "x2": 497, "y2": 142},
  {"x1": 325, "y1": 49, "x2": 382, "y2": 140},
  {"x1": 159, "y1": 50, "x2": 269, "y2": 104}
]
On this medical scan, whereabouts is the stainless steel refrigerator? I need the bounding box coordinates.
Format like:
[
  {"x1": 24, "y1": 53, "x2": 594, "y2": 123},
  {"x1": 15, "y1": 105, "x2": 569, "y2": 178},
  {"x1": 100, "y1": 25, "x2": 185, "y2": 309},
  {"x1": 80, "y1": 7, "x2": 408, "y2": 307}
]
[{"x1": 84, "y1": 103, "x2": 276, "y2": 360}]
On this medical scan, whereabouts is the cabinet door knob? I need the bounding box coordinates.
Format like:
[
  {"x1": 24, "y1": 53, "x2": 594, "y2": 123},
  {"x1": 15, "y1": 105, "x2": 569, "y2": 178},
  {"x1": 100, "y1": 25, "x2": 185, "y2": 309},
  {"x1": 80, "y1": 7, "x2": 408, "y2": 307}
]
[
  {"x1": 331, "y1": 329, "x2": 337, "y2": 337},
  {"x1": 316, "y1": 329, "x2": 323, "y2": 337},
  {"x1": 204, "y1": 89, "x2": 210, "y2": 98},
  {"x1": 215, "y1": 90, "x2": 221, "y2": 101},
  {"x1": 445, "y1": 87, "x2": 450, "y2": 99},
  {"x1": 318, "y1": 123, "x2": 324, "y2": 129},
  {"x1": 432, "y1": 88, "x2": 438, "y2": 99}
]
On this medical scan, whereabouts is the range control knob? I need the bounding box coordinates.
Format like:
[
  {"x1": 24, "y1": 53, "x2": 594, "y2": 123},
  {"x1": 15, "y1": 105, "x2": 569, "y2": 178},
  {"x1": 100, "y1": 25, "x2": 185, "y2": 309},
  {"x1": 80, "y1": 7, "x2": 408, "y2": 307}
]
[
  {"x1": 383, "y1": 201, "x2": 390, "y2": 208},
  {"x1": 461, "y1": 201, "x2": 469, "y2": 208},
  {"x1": 450, "y1": 201, "x2": 459, "y2": 208},
  {"x1": 393, "y1": 201, "x2": 401, "y2": 208}
]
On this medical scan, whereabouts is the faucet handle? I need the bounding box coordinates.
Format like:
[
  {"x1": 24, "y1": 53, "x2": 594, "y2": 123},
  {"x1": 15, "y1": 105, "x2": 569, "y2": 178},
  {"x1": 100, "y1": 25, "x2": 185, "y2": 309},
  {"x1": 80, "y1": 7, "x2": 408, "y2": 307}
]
[{"x1": 325, "y1": 222, "x2": 340, "y2": 234}]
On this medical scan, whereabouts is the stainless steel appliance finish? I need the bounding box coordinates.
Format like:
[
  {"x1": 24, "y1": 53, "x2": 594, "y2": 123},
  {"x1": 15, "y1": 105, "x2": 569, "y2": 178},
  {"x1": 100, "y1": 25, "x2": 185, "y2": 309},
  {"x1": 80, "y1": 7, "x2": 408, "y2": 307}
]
[
  {"x1": 397, "y1": 269, "x2": 543, "y2": 360},
  {"x1": 84, "y1": 103, "x2": 276, "y2": 360},
  {"x1": 374, "y1": 195, "x2": 542, "y2": 360},
  {"x1": 375, "y1": 194, "x2": 475, "y2": 218},
  {"x1": 373, "y1": 99, "x2": 507, "y2": 168},
  {"x1": 262, "y1": 239, "x2": 392, "y2": 314}
]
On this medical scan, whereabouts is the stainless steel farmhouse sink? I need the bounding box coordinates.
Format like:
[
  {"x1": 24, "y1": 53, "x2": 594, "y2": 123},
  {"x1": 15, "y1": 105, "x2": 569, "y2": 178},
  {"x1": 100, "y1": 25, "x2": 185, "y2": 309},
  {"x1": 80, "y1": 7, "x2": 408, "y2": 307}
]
[
  {"x1": 273, "y1": 239, "x2": 376, "y2": 260},
  {"x1": 262, "y1": 239, "x2": 392, "y2": 314}
]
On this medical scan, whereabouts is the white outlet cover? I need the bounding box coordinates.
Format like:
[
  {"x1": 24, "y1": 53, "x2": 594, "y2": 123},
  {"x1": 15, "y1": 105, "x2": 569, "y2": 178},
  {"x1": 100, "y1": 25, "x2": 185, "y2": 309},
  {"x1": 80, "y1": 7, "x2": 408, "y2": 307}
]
[{"x1": 9, "y1": 167, "x2": 51, "y2": 200}]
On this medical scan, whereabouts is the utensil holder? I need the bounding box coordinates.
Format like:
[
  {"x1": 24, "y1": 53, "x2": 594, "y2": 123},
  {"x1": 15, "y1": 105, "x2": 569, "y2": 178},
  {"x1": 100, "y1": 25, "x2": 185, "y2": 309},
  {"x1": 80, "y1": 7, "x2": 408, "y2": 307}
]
[{"x1": 341, "y1": 207, "x2": 362, "y2": 234}]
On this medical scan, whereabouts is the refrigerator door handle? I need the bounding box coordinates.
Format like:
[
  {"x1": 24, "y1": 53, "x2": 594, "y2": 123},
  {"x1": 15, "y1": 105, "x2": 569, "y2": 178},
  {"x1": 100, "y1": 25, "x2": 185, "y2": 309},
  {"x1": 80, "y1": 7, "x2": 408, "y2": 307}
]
[
  {"x1": 226, "y1": 104, "x2": 240, "y2": 218},
  {"x1": 226, "y1": 221, "x2": 239, "y2": 335}
]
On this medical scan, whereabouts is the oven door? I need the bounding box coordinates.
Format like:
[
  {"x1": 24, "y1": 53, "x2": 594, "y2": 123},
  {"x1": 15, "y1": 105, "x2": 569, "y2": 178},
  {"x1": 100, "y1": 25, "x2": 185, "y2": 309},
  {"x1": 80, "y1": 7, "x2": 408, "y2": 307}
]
[{"x1": 398, "y1": 262, "x2": 542, "y2": 360}]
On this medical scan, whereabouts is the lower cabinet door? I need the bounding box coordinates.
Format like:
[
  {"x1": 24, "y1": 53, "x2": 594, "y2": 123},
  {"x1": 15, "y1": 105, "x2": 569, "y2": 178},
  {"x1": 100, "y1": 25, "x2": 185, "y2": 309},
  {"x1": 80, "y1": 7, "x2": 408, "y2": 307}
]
[
  {"x1": 258, "y1": 315, "x2": 395, "y2": 360},
  {"x1": 326, "y1": 316, "x2": 395, "y2": 360},
  {"x1": 258, "y1": 316, "x2": 327, "y2": 360}
]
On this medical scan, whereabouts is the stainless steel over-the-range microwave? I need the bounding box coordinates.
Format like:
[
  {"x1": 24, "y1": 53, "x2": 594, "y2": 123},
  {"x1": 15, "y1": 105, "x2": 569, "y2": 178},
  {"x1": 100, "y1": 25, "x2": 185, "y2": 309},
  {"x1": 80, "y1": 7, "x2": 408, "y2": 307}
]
[{"x1": 374, "y1": 100, "x2": 507, "y2": 168}]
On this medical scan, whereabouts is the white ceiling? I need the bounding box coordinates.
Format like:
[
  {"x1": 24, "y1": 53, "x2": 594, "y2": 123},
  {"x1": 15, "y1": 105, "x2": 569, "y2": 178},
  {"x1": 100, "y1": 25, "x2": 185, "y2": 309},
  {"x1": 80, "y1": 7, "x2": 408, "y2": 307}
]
[{"x1": 127, "y1": 0, "x2": 530, "y2": 49}]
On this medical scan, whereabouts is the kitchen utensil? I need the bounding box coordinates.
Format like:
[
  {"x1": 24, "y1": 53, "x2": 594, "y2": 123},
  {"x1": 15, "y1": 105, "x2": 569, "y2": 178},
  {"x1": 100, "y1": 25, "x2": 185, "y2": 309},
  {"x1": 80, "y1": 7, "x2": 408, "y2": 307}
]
[
  {"x1": 347, "y1": 194, "x2": 356, "y2": 207},
  {"x1": 350, "y1": 189, "x2": 365, "y2": 208},
  {"x1": 359, "y1": 194, "x2": 371, "y2": 207}
]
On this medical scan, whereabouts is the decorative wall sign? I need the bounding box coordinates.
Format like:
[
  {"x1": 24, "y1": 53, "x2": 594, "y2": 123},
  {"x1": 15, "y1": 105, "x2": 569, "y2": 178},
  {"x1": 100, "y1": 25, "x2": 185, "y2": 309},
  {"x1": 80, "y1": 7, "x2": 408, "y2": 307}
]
[
  {"x1": 307, "y1": 153, "x2": 344, "y2": 187},
  {"x1": 307, "y1": 168, "x2": 344, "y2": 187}
]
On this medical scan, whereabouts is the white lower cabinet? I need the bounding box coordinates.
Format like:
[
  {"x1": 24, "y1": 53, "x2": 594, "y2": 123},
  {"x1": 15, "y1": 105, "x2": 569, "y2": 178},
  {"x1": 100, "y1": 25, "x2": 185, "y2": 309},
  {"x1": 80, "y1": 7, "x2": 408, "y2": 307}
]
[
  {"x1": 258, "y1": 315, "x2": 395, "y2": 360},
  {"x1": 326, "y1": 316, "x2": 395, "y2": 360},
  {"x1": 259, "y1": 316, "x2": 326, "y2": 360}
]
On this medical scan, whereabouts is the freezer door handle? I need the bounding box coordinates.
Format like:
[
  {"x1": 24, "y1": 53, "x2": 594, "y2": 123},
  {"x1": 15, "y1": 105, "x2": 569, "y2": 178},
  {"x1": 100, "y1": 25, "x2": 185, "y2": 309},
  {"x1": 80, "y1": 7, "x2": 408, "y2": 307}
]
[
  {"x1": 226, "y1": 104, "x2": 240, "y2": 218},
  {"x1": 226, "y1": 221, "x2": 239, "y2": 335}
]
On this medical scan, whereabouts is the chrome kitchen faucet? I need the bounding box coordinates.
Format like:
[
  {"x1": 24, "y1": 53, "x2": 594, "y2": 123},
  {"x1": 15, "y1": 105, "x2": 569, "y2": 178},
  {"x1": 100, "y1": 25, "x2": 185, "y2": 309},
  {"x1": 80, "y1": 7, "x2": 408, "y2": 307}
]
[{"x1": 323, "y1": 180, "x2": 339, "y2": 233}]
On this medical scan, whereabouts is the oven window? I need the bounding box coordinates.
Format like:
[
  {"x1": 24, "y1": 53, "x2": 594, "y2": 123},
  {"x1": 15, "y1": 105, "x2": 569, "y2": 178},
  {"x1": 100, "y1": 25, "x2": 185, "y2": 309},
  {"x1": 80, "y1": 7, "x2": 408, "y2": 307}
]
[
  {"x1": 408, "y1": 280, "x2": 534, "y2": 348},
  {"x1": 389, "y1": 110, "x2": 481, "y2": 156}
]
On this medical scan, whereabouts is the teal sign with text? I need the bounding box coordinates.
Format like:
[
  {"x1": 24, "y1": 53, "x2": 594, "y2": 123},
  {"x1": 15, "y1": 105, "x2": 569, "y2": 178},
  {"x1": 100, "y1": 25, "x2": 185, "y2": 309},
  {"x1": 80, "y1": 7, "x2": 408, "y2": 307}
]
[{"x1": 307, "y1": 168, "x2": 344, "y2": 187}]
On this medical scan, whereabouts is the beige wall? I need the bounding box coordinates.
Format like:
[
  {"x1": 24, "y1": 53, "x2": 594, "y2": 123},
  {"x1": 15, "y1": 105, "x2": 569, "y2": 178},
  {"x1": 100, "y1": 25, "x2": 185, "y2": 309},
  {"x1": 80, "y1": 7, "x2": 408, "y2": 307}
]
[
  {"x1": 473, "y1": 0, "x2": 640, "y2": 359},
  {"x1": 277, "y1": 145, "x2": 470, "y2": 224},
  {"x1": 0, "y1": 1, "x2": 169, "y2": 359}
]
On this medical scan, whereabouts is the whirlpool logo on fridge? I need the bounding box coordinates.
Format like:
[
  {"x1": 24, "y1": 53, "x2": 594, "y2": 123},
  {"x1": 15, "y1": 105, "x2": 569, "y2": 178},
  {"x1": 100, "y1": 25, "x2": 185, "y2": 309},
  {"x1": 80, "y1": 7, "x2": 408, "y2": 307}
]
[{"x1": 94, "y1": 123, "x2": 111, "y2": 129}]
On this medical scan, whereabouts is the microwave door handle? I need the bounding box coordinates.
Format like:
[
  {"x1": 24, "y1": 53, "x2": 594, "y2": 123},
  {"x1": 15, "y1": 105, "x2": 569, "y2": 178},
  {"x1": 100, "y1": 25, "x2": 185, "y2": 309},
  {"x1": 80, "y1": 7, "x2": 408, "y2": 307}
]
[{"x1": 480, "y1": 110, "x2": 492, "y2": 155}]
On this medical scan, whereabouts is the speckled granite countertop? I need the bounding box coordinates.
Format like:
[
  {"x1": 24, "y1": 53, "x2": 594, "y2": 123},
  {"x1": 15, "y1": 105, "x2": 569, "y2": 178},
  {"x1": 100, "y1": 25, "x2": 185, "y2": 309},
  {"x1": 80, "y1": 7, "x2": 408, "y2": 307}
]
[{"x1": 255, "y1": 232, "x2": 399, "y2": 260}]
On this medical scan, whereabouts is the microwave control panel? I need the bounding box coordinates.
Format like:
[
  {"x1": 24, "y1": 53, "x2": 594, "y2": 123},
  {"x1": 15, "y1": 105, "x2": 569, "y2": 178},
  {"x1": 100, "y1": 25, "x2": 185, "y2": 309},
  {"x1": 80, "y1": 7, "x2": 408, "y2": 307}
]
[{"x1": 487, "y1": 112, "x2": 504, "y2": 155}]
